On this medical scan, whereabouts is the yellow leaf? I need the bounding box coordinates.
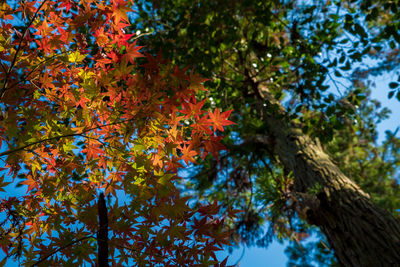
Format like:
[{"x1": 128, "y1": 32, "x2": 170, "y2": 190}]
[{"x1": 68, "y1": 51, "x2": 87, "y2": 62}]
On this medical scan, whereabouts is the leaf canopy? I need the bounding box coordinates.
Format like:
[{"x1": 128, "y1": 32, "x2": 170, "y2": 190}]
[{"x1": 0, "y1": 0, "x2": 236, "y2": 265}]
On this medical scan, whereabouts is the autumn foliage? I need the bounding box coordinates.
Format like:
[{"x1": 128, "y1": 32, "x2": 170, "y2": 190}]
[{"x1": 0, "y1": 0, "x2": 235, "y2": 265}]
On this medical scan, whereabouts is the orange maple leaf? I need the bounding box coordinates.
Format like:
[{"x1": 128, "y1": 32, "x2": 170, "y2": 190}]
[
  {"x1": 180, "y1": 144, "x2": 197, "y2": 165},
  {"x1": 208, "y1": 108, "x2": 235, "y2": 132},
  {"x1": 112, "y1": 0, "x2": 131, "y2": 24},
  {"x1": 152, "y1": 153, "x2": 163, "y2": 168}
]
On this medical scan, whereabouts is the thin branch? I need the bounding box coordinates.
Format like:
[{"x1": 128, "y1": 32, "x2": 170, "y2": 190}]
[
  {"x1": 110, "y1": 241, "x2": 174, "y2": 262},
  {"x1": 223, "y1": 59, "x2": 243, "y2": 75},
  {"x1": 5, "y1": 50, "x2": 71, "y2": 94},
  {"x1": 130, "y1": 31, "x2": 153, "y2": 41},
  {"x1": 327, "y1": 71, "x2": 343, "y2": 96},
  {"x1": 0, "y1": 133, "x2": 82, "y2": 158},
  {"x1": 0, "y1": 118, "x2": 135, "y2": 158},
  {"x1": 1, "y1": 0, "x2": 49, "y2": 99},
  {"x1": 31, "y1": 235, "x2": 93, "y2": 266}
]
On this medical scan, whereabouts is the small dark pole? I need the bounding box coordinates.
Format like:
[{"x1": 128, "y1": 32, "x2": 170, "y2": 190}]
[{"x1": 97, "y1": 192, "x2": 109, "y2": 267}]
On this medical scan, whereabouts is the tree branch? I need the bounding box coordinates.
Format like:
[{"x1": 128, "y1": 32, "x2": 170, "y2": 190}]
[
  {"x1": 31, "y1": 235, "x2": 93, "y2": 266},
  {"x1": 1, "y1": 0, "x2": 49, "y2": 99},
  {"x1": 0, "y1": 118, "x2": 135, "y2": 158}
]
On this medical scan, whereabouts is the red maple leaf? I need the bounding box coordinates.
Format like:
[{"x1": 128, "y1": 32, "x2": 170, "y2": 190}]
[
  {"x1": 20, "y1": 175, "x2": 38, "y2": 193},
  {"x1": 189, "y1": 70, "x2": 208, "y2": 92},
  {"x1": 122, "y1": 42, "x2": 144, "y2": 64},
  {"x1": 59, "y1": 0, "x2": 74, "y2": 12},
  {"x1": 181, "y1": 97, "x2": 206, "y2": 119},
  {"x1": 204, "y1": 135, "x2": 226, "y2": 160},
  {"x1": 191, "y1": 114, "x2": 213, "y2": 135},
  {"x1": 0, "y1": 241, "x2": 9, "y2": 256},
  {"x1": 142, "y1": 50, "x2": 167, "y2": 71},
  {"x1": 166, "y1": 157, "x2": 184, "y2": 172}
]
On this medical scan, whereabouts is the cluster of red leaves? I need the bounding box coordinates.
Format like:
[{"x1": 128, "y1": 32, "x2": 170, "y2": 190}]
[{"x1": 0, "y1": 0, "x2": 236, "y2": 266}]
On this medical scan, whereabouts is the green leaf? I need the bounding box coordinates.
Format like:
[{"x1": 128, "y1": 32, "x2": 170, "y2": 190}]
[
  {"x1": 389, "y1": 82, "x2": 399, "y2": 89},
  {"x1": 354, "y1": 24, "x2": 367, "y2": 38}
]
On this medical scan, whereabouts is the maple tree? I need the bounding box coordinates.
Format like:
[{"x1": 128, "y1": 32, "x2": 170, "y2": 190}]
[{"x1": 0, "y1": 0, "x2": 236, "y2": 266}]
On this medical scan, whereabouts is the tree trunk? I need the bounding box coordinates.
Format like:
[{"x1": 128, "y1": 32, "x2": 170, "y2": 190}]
[
  {"x1": 255, "y1": 82, "x2": 400, "y2": 266},
  {"x1": 97, "y1": 193, "x2": 109, "y2": 267}
]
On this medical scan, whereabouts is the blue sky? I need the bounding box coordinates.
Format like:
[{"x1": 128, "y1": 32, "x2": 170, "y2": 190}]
[{"x1": 218, "y1": 242, "x2": 288, "y2": 267}]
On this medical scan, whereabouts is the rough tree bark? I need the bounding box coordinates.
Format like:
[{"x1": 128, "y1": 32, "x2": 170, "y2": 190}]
[
  {"x1": 97, "y1": 192, "x2": 109, "y2": 267},
  {"x1": 253, "y1": 80, "x2": 400, "y2": 266}
]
